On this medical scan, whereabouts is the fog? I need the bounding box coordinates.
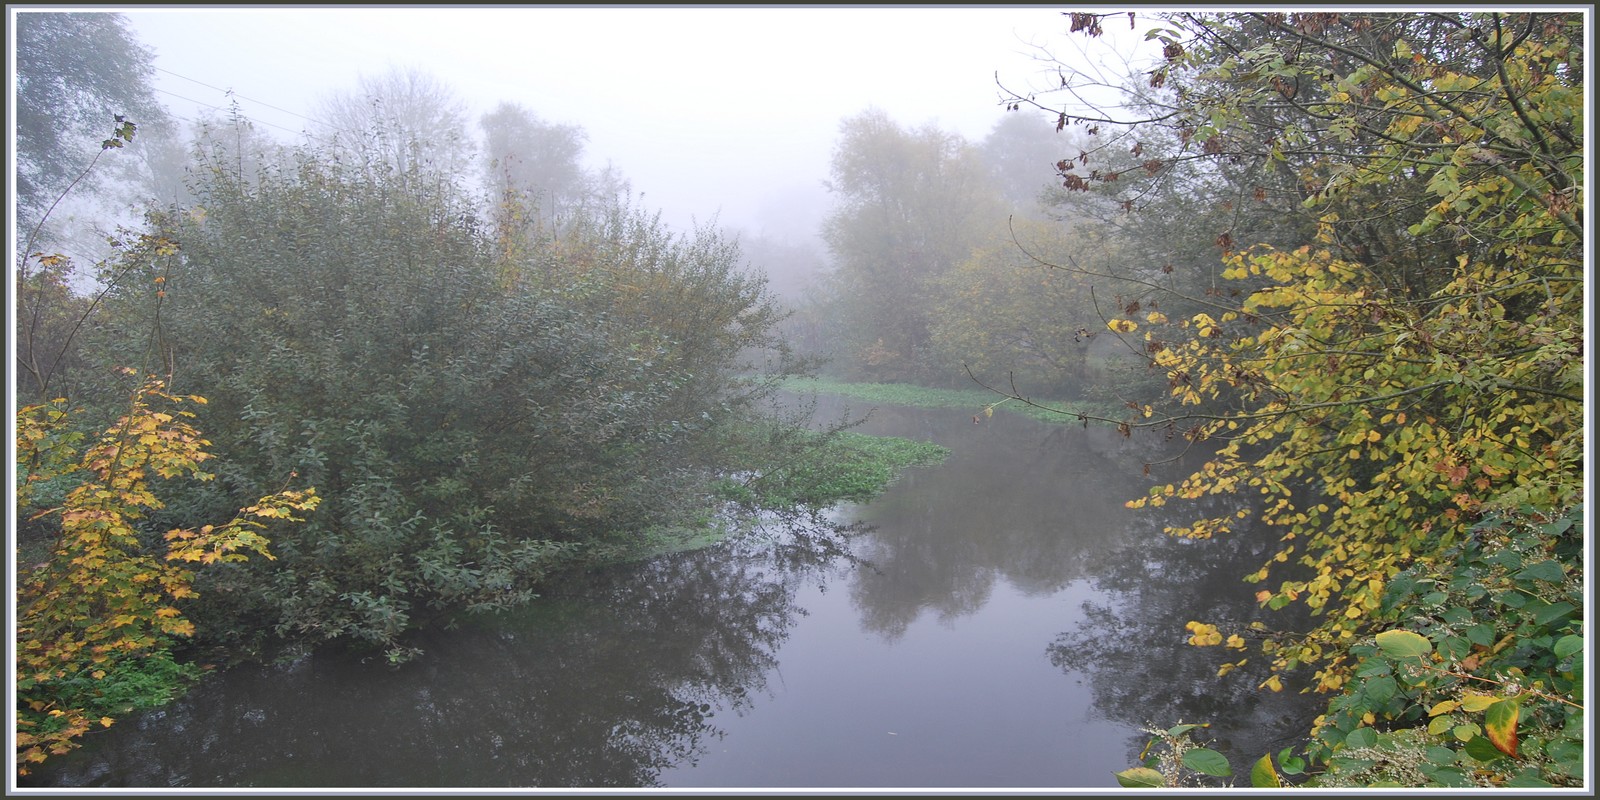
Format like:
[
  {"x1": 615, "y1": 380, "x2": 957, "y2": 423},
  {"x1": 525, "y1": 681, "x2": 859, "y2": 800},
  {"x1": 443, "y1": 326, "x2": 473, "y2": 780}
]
[{"x1": 117, "y1": 6, "x2": 1149, "y2": 241}]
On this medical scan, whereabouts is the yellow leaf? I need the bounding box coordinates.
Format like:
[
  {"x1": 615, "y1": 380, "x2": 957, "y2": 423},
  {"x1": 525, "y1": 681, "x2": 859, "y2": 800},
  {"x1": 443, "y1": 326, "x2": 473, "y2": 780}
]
[
  {"x1": 1484, "y1": 699, "x2": 1519, "y2": 758},
  {"x1": 100, "y1": 717, "x2": 114, "y2": 728}
]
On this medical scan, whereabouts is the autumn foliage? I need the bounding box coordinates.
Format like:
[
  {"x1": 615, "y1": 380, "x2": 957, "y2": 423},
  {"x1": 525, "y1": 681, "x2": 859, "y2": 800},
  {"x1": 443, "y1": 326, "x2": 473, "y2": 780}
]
[
  {"x1": 15, "y1": 375, "x2": 318, "y2": 773},
  {"x1": 1010, "y1": 10, "x2": 1583, "y2": 786},
  {"x1": 1109, "y1": 9, "x2": 1583, "y2": 691}
]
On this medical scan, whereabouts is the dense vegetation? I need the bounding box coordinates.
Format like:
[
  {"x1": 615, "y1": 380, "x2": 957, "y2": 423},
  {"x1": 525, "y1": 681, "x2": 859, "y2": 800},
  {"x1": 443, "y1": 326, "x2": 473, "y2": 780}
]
[
  {"x1": 1003, "y1": 11, "x2": 1583, "y2": 788},
  {"x1": 786, "y1": 8, "x2": 1586, "y2": 790},
  {"x1": 790, "y1": 108, "x2": 1142, "y2": 399},
  {"x1": 11, "y1": 9, "x2": 1584, "y2": 788},
  {"x1": 11, "y1": 12, "x2": 944, "y2": 773}
]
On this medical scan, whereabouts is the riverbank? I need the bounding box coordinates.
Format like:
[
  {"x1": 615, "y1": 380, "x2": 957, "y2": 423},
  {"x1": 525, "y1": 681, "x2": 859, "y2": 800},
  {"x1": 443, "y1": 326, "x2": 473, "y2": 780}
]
[
  {"x1": 626, "y1": 425, "x2": 952, "y2": 561},
  {"x1": 778, "y1": 376, "x2": 1120, "y2": 425}
]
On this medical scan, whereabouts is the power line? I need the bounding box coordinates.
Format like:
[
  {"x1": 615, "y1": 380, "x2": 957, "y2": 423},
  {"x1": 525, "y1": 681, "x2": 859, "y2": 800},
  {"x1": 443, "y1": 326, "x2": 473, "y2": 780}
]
[
  {"x1": 153, "y1": 66, "x2": 329, "y2": 131},
  {"x1": 151, "y1": 87, "x2": 309, "y2": 138},
  {"x1": 149, "y1": 65, "x2": 434, "y2": 148}
]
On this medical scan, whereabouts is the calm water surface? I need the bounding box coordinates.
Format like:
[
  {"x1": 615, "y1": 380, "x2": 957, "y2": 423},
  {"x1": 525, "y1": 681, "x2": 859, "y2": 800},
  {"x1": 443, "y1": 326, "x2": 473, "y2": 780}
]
[{"x1": 20, "y1": 396, "x2": 1321, "y2": 791}]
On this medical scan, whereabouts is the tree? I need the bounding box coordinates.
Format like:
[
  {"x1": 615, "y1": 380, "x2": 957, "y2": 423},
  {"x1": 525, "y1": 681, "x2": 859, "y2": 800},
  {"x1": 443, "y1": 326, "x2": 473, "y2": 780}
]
[
  {"x1": 977, "y1": 112, "x2": 1079, "y2": 215},
  {"x1": 736, "y1": 230, "x2": 829, "y2": 305},
  {"x1": 82, "y1": 135, "x2": 801, "y2": 660},
  {"x1": 16, "y1": 376, "x2": 317, "y2": 773},
  {"x1": 13, "y1": 11, "x2": 170, "y2": 245},
  {"x1": 537, "y1": 196, "x2": 797, "y2": 439},
  {"x1": 15, "y1": 115, "x2": 150, "y2": 409},
  {"x1": 85, "y1": 148, "x2": 604, "y2": 657},
  {"x1": 312, "y1": 66, "x2": 474, "y2": 186},
  {"x1": 15, "y1": 255, "x2": 94, "y2": 404},
  {"x1": 480, "y1": 102, "x2": 597, "y2": 234},
  {"x1": 1003, "y1": 9, "x2": 1583, "y2": 763},
  {"x1": 820, "y1": 108, "x2": 1007, "y2": 382},
  {"x1": 930, "y1": 217, "x2": 1131, "y2": 398}
]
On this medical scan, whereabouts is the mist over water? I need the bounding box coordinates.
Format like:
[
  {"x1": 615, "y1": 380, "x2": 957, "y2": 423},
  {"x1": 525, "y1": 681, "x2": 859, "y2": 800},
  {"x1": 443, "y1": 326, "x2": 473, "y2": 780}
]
[{"x1": 21, "y1": 397, "x2": 1321, "y2": 791}]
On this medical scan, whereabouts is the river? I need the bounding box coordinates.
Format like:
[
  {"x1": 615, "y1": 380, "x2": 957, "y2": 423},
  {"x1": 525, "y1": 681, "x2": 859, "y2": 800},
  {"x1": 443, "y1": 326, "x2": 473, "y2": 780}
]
[{"x1": 17, "y1": 394, "x2": 1323, "y2": 791}]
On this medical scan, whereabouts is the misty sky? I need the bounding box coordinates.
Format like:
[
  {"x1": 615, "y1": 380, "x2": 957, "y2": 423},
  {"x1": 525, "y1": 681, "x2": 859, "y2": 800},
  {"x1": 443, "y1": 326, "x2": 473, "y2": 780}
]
[{"x1": 112, "y1": 6, "x2": 1158, "y2": 238}]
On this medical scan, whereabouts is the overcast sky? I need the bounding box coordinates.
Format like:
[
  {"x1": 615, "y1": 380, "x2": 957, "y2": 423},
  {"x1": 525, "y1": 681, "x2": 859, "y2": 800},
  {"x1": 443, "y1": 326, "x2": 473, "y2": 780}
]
[{"x1": 108, "y1": 5, "x2": 1157, "y2": 238}]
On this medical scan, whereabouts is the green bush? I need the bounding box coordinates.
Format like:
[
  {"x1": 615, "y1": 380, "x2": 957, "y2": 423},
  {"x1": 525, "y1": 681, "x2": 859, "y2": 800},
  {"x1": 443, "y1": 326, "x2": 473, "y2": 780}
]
[
  {"x1": 1304, "y1": 505, "x2": 1583, "y2": 789},
  {"x1": 1118, "y1": 505, "x2": 1583, "y2": 789},
  {"x1": 715, "y1": 430, "x2": 949, "y2": 510},
  {"x1": 81, "y1": 142, "x2": 800, "y2": 660}
]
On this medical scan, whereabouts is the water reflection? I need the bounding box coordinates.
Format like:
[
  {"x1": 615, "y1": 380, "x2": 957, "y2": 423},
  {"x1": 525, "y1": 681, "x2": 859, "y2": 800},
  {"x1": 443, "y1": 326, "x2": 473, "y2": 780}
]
[
  {"x1": 813, "y1": 394, "x2": 1322, "y2": 778},
  {"x1": 827, "y1": 400, "x2": 1167, "y2": 641},
  {"x1": 19, "y1": 536, "x2": 828, "y2": 789},
  {"x1": 1045, "y1": 475, "x2": 1326, "y2": 778},
  {"x1": 20, "y1": 399, "x2": 1322, "y2": 790}
]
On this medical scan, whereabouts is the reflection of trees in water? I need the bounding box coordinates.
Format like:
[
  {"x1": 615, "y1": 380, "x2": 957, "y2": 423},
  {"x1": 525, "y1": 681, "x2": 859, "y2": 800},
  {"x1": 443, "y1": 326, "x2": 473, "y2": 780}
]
[
  {"x1": 20, "y1": 529, "x2": 844, "y2": 789},
  {"x1": 839, "y1": 406, "x2": 1164, "y2": 641},
  {"x1": 1047, "y1": 490, "x2": 1323, "y2": 778},
  {"x1": 809, "y1": 396, "x2": 1324, "y2": 774}
]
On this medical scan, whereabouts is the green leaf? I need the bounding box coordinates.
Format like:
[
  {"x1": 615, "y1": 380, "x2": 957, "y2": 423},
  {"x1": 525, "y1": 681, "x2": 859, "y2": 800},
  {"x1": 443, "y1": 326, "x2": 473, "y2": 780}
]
[
  {"x1": 1465, "y1": 623, "x2": 1495, "y2": 647},
  {"x1": 1463, "y1": 735, "x2": 1508, "y2": 762},
  {"x1": 1541, "y1": 515, "x2": 1574, "y2": 536},
  {"x1": 1554, "y1": 634, "x2": 1583, "y2": 659},
  {"x1": 1277, "y1": 747, "x2": 1305, "y2": 775},
  {"x1": 1364, "y1": 674, "x2": 1399, "y2": 703},
  {"x1": 1356, "y1": 659, "x2": 1393, "y2": 677},
  {"x1": 1345, "y1": 727, "x2": 1378, "y2": 749},
  {"x1": 1420, "y1": 765, "x2": 1472, "y2": 787},
  {"x1": 1544, "y1": 739, "x2": 1583, "y2": 768},
  {"x1": 1250, "y1": 753, "x2": 1280, "y2": 788},
  {"x1": 1516, "y1": 559, "x2": 1565, "y2": 584},
  {"x1": 1506, "y1": 772, "x2": 1555, "y2": 788},
  {"x1": 1439, "y1": 635, "x2": 1472, "y2": 660},
  {"x1": 1181, "y1": 747, "x2": 1233, "y2": 777},
  {"x1": 1486, "y1": 548, "x2": 1524, "y2": 569},
  {"x1": 1375, "y1": 629, "x2": 1432, "y2": 660},
  {"x1": 1114, "y1": 767, "x2": 1166, "y2": 788},
  {"x1": 1424, "y1": 745, "x2": 1458, "y2": 765},
  {"x1": 1534, "y1": 601, "x2": 1578, "y2": 627}
]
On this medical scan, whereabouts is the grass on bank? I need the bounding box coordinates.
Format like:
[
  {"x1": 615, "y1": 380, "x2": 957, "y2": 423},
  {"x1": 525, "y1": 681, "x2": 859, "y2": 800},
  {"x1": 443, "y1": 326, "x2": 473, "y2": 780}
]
[
  {"x1": 713, "y1": 429, "x2": 950, "y2": 510},
  {"x1": 615, "y1": 424, "x2": 952, "y2": 562},
  {"x1": 779, "y1": 376, "x2": 1118, "y2": 424}
]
